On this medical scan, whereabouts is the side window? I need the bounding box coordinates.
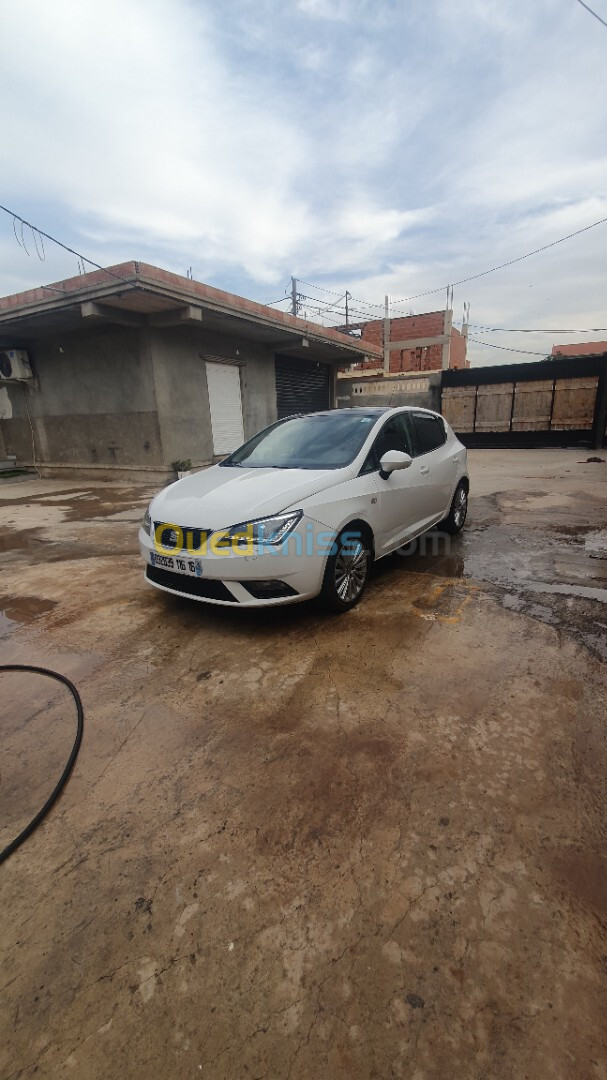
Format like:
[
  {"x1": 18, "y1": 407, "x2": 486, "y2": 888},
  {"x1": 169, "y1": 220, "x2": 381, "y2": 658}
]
[
  {"x1": 373, "y1": 415, "x2": 412, "y2": 459},
  {"x1": 410, "y1": 413, "x2": 447, "y2": 456},
  {"x1": 358, "y1": 415, "x2": 413, "y2": 475}
]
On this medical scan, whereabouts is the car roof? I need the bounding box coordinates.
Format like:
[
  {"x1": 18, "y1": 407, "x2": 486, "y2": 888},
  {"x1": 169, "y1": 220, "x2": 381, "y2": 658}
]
[{"x1": 301, "y1": 407, "x2": 442, "y2": 418}]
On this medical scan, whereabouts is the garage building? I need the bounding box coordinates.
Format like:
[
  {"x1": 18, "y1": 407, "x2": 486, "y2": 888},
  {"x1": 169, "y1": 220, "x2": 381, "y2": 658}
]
[{"x1": 0, "y1": 263, "x2": 380, "y2": 479}]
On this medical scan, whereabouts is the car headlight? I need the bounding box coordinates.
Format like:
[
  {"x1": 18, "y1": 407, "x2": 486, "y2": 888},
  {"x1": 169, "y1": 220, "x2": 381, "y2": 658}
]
[
  {"x1": 218, "y1": 510, "x2": 303, "y2": 548},
  {"x1": 142, "y1": 507, "x2": 152, "y2": 536}
]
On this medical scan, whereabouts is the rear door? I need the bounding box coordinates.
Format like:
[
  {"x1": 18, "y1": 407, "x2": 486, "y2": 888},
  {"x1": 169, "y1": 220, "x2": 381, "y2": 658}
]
[
  {"x1": 368, "y1": 413, "x2": 426, "y2": 554},
  {"x1": 406, "y1": 411, "x2": 455, "y2": 521}
]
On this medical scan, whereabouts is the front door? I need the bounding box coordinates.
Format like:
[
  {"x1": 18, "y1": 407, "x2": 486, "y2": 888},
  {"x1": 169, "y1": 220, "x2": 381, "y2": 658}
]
[{"x1": 370, "y1": 414, "x2": 427, "y2": 553}]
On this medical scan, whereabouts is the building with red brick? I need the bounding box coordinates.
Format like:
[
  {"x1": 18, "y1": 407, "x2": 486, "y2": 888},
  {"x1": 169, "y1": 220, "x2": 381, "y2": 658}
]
[
  {"x1": 551, "y1": 341, "x2": 607, "y2": 358},
  {"x1": 340, "y1": 308, "x2": 469, "y2": 375}
]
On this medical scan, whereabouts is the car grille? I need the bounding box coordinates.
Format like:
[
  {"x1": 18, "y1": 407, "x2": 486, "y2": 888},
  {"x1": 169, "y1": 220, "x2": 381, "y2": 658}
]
[
  {"x1": 146, "y1": 565, "x2": 234, "y2": 601},
  {"x1": 153, "y1": 523, "x2": 211, "y2": 553}
]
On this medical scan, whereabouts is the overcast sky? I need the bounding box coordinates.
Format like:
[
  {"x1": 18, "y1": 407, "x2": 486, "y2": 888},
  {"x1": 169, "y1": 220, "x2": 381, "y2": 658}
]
[{"x1": 1, "y1": 0, "x2": 606, "y2": 365}]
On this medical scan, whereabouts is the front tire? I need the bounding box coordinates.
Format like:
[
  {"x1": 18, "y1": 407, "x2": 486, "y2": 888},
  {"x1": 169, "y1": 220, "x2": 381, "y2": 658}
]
[
  {"x1": 440, "y1": 481, "x2": 468, "y2": 535},
  {"x1": 320, "y1": 529, "x2": 371, "y2": 612}
]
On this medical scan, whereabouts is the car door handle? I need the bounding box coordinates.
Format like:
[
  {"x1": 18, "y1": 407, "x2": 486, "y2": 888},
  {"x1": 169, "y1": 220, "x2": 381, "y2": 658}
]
[{"x1": 420, "y1": 465, "x2": 430, "y2": 475}]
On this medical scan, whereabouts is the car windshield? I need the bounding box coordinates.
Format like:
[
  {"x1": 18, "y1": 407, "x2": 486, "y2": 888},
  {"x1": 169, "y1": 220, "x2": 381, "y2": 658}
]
[{"x1": 221, "y1": 411, "x2": 381, "y2": 470}]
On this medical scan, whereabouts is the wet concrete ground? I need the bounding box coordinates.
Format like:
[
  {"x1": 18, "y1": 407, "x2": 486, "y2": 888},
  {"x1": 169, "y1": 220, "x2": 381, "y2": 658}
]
[{"x1": 0, "y1": 450, "x2": 605, "y2": 1080}]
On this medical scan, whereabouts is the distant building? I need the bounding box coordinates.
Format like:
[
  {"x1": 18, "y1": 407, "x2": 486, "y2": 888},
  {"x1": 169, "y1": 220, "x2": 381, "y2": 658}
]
[
  {"x1": 339, "y1": 309, "x2": 469, "y2": 375},
  {"x1": 551, "y1": 341, "x2": 607, "y2": 357}
]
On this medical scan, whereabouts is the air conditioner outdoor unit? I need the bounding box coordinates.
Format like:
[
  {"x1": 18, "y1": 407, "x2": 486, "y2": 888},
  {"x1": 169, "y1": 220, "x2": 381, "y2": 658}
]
[{"x1": 0, "y1": 349, "x2": 33, "y2": 382}]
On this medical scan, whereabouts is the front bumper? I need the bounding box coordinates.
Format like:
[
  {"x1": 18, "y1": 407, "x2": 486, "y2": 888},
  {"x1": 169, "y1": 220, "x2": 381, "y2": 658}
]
[{"x1": 138, "y1": 520, "x2": 330, "y2": 607}]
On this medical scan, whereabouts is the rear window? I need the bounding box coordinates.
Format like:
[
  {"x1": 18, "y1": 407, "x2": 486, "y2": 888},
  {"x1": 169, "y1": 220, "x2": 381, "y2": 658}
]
[{"x1": 410, "y1": 413, "x2": 447, "y2": 456}]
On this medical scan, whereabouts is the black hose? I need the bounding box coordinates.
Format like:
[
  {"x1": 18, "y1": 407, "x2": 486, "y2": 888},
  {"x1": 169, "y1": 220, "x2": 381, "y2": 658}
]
[{"x1": 0, "y1": 665, "x2": 84, "y2": 865}]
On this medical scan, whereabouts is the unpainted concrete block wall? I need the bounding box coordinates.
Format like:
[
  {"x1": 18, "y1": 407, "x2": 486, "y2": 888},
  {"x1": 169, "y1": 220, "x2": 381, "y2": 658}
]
[
  {"x1": 0, "y1": 324, "x2": 281, "y2": 477},
  {"x1": 148, "y1": 325, "x2": 278, "y2": 466},
  {"x1": 0, "y1": 327, "x2": 163, "y2": 473}
]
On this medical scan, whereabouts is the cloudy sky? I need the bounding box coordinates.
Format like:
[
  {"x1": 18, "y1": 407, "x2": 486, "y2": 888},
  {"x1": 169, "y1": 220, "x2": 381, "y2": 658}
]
[{"x1": 1, "y1": 0, "x2": 606, "y2": 364}]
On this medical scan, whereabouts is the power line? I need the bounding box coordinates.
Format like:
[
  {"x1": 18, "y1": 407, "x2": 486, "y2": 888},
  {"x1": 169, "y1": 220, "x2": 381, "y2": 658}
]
[
  {"x1": 576, "y1": 0, "x2": 607, "y2": 27},
  {"x1": 0, "y1": 203, "x2": 130, "y2": 285},
  {"x1": 299, "y1": 291, "x2": 347, "y2": 310},
  {"x1": 298, "y1": 278, "x2": 345, "y2": 297},
  {"x1": 296, "y1": 211, "x2": 607, "y2": 317},
  {"x1": 468, "y1": 337, "x2": 549, "y2": 356},
  {"x1": 390, "y1": 213, "x2": 607, "y2": 305},
  {"x1": 297, "y1": 278, "x2": 384, "y2": 319},
  {"x1": 469, "y1": 323, "x2": 607, "y2": 334},
  {"x1": 301, "y1": 278, "x2": 384, "y2": 312}
]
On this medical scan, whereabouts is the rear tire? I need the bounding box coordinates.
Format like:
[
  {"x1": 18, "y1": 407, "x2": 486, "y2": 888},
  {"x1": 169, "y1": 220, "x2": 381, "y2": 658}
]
[
  {"x1": 320, "y1": 528, "x2": 371, "y2": 612},
  {"x1": 440, "y1": 482, "x2": 468, "y2": 535}
]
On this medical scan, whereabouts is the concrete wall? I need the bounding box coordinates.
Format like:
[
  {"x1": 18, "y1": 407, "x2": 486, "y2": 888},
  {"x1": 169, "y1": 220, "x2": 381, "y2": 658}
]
[
  {"x1": 148, "y1": 325, "x2": 278, "y2": 466},
  {"x1": 0, "y1": 323, "x2": 281, "y2": 478},
  {"x1": 0, "y1": 327, "x2": 162, "y2": 476},
  {"x1": 336, "y1": 372, "x2": 441, "y2": 411},
  {"x1": 147, "y1": 327, "x2": 213, "y2": 469}
]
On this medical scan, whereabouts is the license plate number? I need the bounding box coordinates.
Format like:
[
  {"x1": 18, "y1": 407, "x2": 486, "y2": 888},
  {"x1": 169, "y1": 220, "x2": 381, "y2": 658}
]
[{"x1": 150, "y1": 552, "x2": 203, "y2": 577}]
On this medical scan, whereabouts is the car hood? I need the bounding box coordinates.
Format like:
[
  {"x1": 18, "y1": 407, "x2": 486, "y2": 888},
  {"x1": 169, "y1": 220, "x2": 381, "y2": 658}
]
[{"x1": 150, "y1": 464, "x2": 349, "y2": 529}]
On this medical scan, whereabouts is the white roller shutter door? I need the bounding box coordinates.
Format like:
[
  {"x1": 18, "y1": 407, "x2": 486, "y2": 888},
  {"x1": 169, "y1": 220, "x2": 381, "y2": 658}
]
[{"x1": 205, "y1": 361, "x2": 245, "y2": 455}]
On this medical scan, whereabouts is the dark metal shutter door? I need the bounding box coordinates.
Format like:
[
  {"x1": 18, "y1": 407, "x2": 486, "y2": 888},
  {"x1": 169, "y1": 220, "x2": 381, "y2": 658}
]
[{"x1": 275, "y1": 356, "x2": 331, "y2": 419}]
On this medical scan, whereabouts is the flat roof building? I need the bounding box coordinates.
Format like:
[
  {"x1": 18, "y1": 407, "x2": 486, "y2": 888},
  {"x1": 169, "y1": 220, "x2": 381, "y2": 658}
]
[{"x1": 0, "y1": 263, "x2": 381, "y2": 479}]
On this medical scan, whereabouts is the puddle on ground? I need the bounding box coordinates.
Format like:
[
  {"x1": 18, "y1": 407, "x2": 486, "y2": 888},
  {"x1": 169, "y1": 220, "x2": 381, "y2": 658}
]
[
  {"x1": 57, "y1": 489, "x2": 147, "y2": 522},
  {"x1": 0, "y1": 528, "x2": 47, "y2": 554},
  {"x1": 368, "y1": 495, "x2": 607, "y2": 659},
  {"x1": 0, "y1": 487, "x2": 150, "y2": 523},
  {"x1": 0, "y1": 596, "x2": 57, "y2": 638}
]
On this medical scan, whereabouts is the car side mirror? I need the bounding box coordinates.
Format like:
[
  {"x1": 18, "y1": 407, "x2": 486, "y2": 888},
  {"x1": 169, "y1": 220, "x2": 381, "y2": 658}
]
[{"x1": 379, "y1": 450, "x2": 412, "y2": 480}]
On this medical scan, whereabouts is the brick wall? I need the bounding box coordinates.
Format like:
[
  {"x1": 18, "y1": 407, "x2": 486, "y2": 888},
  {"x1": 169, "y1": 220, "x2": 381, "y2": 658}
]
[
  {"x1": 388, "y1": 311, "x2": 445, "y2": 342},
  {"x1": 551, "y1": 341, "x2": 607, "y2": 357},
  {"x1": 388, "y1": 343, "x2": 444, "y2": 373},
  {"x1": 346, "y1": 310, "x2": 467, "y2": 372},
  {"x1": 449, "y1": 326, "x2": 468, "y2": 369}
]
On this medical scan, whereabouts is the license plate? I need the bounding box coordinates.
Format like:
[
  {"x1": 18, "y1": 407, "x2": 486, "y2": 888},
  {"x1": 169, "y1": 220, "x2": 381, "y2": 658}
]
[{"x1": 150, "y1": 551, "x2": 203, "y2": 577}]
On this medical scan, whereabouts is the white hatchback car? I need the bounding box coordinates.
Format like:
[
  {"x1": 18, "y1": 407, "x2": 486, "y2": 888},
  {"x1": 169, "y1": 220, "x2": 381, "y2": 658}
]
[{"x1": 139, "y1": 407, "x2": 469, "y2": 612}]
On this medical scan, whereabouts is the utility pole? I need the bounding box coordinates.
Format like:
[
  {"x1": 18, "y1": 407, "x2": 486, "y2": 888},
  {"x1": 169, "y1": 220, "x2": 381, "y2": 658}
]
[
  {"x1": 345, "y1": 291, "x2": 351, "y2": 327},
  {"x1": 291, "y1": 276, "x2": 298, "y2": 317}
]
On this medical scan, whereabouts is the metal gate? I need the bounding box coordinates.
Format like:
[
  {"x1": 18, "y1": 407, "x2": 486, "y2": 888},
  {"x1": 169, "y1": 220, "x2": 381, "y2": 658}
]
[
  {"x1": 275, "y1": 356, "x2": 331, "y2": 419},
  {"x1": 441, "y1": 355, "x2": 606, "y2": 448}
]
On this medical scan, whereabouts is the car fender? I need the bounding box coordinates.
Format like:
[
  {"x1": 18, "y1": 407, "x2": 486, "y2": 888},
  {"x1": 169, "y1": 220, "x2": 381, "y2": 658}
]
[{"x1": 296, "y1": 473, "x2": 379, "y2": 536}]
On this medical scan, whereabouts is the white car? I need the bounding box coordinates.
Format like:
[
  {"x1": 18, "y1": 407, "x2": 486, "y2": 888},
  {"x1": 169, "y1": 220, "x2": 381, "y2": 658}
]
[{"x1": 139, "y1": 407, "x2": 469, "y2": 612}]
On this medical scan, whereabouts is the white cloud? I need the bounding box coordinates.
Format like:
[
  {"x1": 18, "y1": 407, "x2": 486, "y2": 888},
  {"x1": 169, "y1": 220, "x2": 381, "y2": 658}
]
[
  {"x1": 295, "y1": 0, "x2": 361, "y2": 20},
  {"x1": 0, "y1": 0, "x2": 606, "y2": 363}
]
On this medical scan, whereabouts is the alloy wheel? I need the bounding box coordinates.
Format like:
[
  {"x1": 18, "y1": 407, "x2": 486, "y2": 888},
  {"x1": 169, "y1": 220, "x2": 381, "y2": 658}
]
[
  {"x1": 453, "y1": 487, "x2": 468, "y2": 528},
  {"x1": 334, "y1": 540, "x2": 368, "y2": 603}
]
